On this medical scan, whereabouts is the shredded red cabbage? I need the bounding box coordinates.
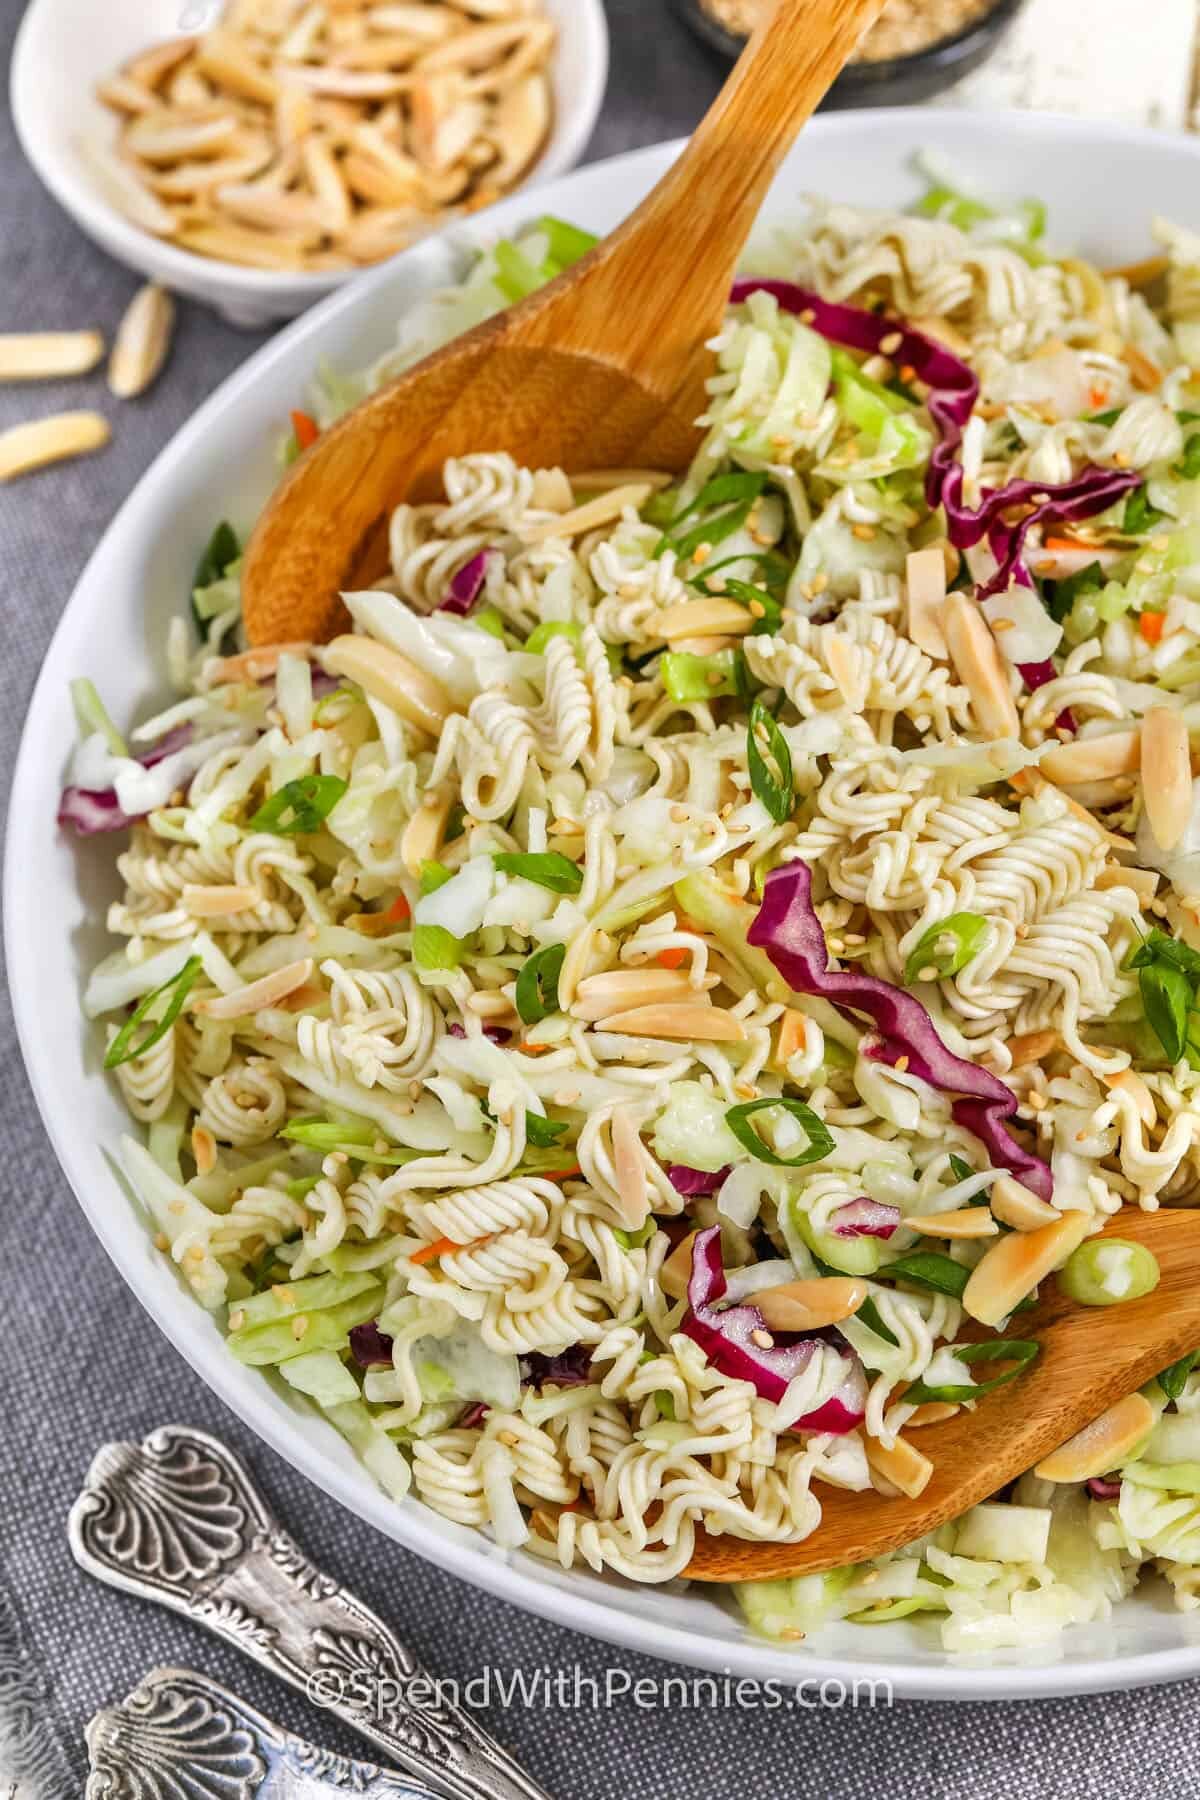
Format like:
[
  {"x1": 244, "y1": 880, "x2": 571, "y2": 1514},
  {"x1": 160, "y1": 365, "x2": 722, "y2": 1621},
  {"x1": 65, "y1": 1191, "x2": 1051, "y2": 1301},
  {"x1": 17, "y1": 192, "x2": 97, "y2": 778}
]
[
  {"x1": 682, "y1": 1227, "x2": 865, "y2": 1431},
  {"x1": 668, "y1": 1164, "x2": 731, "y2": 1197},
  {"x1": 1086, "y1": 1476, "x2": 1122, "y2": 1501},
  {"x1": 830, "y1": 1197, "x2": 900, "y2": 1239},
  {"x1": 58, "y1": 725, "x2": 197, "y2": 837},
  {"x1": 520, "y1": 1346, "x2": 593, "y2": 1389},
  {"x1": 447, "y1": 1021, "x2": 512, "y2": 1046},
  {"x1": 440, "y1": 550, "x2": 493, "y2": 616},
  {"x1": 459, "y1": 1401, "x2": 490, "y2": 1429},
  {"x1": 349, "y1": 1321, "x2": 395, "y2": 1368},
  {"x1": 747, "y1": 862, "x2": 1053, "y2": 1199}
]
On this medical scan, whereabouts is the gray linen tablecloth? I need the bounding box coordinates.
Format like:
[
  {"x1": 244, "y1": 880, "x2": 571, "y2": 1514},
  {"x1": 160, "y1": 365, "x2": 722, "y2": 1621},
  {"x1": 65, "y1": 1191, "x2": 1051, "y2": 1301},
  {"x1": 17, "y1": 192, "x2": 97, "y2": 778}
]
[{"x1": 0, "y1": 2, "x2": 1195, "y2": 1793}]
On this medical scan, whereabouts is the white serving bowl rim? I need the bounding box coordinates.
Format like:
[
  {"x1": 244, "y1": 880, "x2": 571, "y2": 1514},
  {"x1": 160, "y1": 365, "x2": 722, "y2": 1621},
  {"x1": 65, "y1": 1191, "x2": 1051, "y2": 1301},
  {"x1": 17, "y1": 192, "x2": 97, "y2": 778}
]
[{"x1": 11, "y1": 109, "x2": 1200, "y2": 1700}]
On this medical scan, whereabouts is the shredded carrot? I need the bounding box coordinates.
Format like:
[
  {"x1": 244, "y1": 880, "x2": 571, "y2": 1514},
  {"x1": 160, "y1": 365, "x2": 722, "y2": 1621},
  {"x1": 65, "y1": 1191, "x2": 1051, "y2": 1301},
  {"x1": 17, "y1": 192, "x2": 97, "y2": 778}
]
[
  {"x1": 1139, "y1": 611, "x2": 1166, "y2": 644},
  {"x1": 291, "y1": 409, "x2": 319, "y2": 450},
  {"x1": 1088, "y1": 385, "x2": 1110, "y2": 411},
  {"x1": 656, "y1": 946, "x2": 687, "y2": 969},
  {"x1": 518, "y1": 1041, "x2": 553, "y2": 1055},
  {"x1": 386, "y1": 892, "x2": 411, "y2": 923},
  {"x1": 1043, "y1": 536, "x2": 1094, "y2": 553},
  {"x1": 543, "y1": 1165, "x2": 582, "y2": 1182},
  {"x1": 410, "y1": 1233, "x2": 491, "y2": 1265}
]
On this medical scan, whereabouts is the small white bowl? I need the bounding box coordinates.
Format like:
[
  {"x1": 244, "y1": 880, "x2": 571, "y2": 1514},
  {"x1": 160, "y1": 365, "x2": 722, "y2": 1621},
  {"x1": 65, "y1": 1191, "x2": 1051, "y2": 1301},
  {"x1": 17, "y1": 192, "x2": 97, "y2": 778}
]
[{"x1": 10, "y1": 0, "x2": 608, "y2": 329}]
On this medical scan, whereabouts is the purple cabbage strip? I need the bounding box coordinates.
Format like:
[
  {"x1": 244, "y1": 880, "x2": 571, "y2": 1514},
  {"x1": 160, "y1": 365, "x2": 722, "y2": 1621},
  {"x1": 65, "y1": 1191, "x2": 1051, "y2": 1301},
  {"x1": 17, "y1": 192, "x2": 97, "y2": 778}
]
[
  {"x1": 58, "y1": 724, "x2": 196, "y2": 838},
  {"x1": 349, "y1": 1321, "x2": 395, "y2": 1368},
  {"x1": 439, "y1": 549, "x2": 493, "y2": 617},
  {"x1": 447, "y1": 1021, "x2": 512, "y2": 1046},
  {"x1": 668, "y1": 1164, "x2": 731, "y2": 1197},
  {"x1": 681, "y1": 1226, "x2": 866, "y2": 1432},
  {"x1": 830, "y1": 1197, "x2": 900, "y2": 1240},
  {"x1": 459, "y1": 1401, "x2": 490, "y2": 1429},
  {"x1": 520, "y1": 1346, "x2": 594, "y2": 1389},
  {"x1": 1086, "y1": 1476, "x2": 1122, "y2": 1501},
  {"x1": 747, "y1": 862, "x2": 1053, "y2": 1199}
]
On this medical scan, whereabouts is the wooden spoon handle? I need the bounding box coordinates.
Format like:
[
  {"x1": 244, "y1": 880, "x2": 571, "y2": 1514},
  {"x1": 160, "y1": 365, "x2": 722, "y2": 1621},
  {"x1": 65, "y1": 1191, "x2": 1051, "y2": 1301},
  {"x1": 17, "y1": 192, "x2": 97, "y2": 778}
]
[{"x1": 510, "y1": 0, "x2": 890, "y2": 377}]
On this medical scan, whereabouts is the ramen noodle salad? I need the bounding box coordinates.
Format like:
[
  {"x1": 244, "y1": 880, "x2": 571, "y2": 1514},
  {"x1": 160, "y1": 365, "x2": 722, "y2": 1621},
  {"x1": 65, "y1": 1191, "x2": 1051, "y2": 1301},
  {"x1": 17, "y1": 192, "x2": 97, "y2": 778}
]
[{"x1": 60, "y1": 179, "x2": 1200, "y2": 1654}]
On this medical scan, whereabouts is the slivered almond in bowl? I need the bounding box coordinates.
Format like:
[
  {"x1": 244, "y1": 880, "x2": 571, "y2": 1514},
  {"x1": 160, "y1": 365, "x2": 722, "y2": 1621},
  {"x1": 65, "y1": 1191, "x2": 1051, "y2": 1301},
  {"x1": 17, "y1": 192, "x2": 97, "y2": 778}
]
[{"x1": 94, "y1": 1, "x2": 557, "y2": 275}]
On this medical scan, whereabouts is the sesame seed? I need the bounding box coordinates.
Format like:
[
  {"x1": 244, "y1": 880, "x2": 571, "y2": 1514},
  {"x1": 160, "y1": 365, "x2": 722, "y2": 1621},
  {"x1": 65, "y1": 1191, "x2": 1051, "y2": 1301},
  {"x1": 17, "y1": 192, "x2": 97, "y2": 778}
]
[
  {"x1": 291, "y1": 1315, "x2": 309, "y2": 1340},
  {"x1": 691, "y1": 543, "x2": 713, "y2": 566},
  {"x1": 707, "y1": 670, "x2": 725, "y2": 687},
  {"x1": 498, "y1": 1429, "x2": 520, "y2": 1447},
  {"x1": 229, "y1": 1308, "x2": 246, "y2": 1332},
  {"x1": 553, "y1": 1089, "x2": 580, "y2": 1106},
  {"x1": 670, "y1": 804, "x2": 690, "y2": 823},
  {"x1": 880, "y1": 331, "x2": 903, "y2": 355},
  {"x1": 812, "y1": 573, "x2": 829, "y2": 595},
  {"x1": 918, "y1": 964, "x2": 938, "y2": 982},
  {"x1": 1113, "y1": 451, "x2": 1131, "y2": 467},
  {"x1": 1027, "y1": 1093, "x2": 1047, "y2": 1111},
  {"x1": 991, "y1": 617, "x2": 1015, "y2": 632},
  {"x1": 842, "y1": 932, "x2": 866, "y2": 946},
  {"x1": 751, "y1": 1328, "x2": 775, "y2": 1349},
  {"x1": 894, "y1": 1055, "x2": 909, "y2": 1073},
  {"x1": 851, "y1": 523, "x2": 877, "y2": 542}
]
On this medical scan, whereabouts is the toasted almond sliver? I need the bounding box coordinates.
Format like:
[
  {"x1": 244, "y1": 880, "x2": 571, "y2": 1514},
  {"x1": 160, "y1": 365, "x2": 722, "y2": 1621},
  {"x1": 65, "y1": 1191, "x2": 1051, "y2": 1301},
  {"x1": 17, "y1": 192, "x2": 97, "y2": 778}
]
[
  {"x1": 906, "y1": 1208, "x2": 999, "y2": 1241},
  {"x1": 124, "y1": 112, "x2": 241, "y2": 164},
  {"x1": 610, "y1": 1105, "x2": 650, "y2": 1229},
  {"x1": 864, "y1": 1433, "x2": 934, "y2": 1500},
  {"x1": 83, "y1": 140, "x2": 180, "y2": 237},
  {"x1": 368, "y1": 3, "x2": 457, "y2": 40},
  {"x1": 302, "y1": 136, "x2": 354, "y2": 234},
  {"x1": 330, "y1": 33, "x2": 424, "y2": 69},
  {"x1": 410, "y1": 80, "x2": 485, "y2": 173},
  {"x1": 529, "y1": 467, "x2": 574, "y2": 512},
  {"x1": 400, "y1": 786, "x2": 455, "y2": 877},
  {"x1": 1034, "y1": 1393, "x2": 1157, "y2": 1483},
  {"x1": 0, "y1": 411, "x2": 110, "y2": 482},
  {"x1": 176, "y1": 224, "x2": 309, "y2": 269},
  {"x1": 182, "y1": 883, "x2": 260, "y2": 917},
  {"x1": 415, "y1": 18, "x2": 539, "y2": 73},
  {"x1": 592, "y1": 1003, "x2": 747, "y2": 1043},
  {"x1": 1039, "y1": 727, "x2": 1141, "y2": 786},
  {"x1": 905, "y1": 545, "x2": 949, "y2": 660},
  {"x1": 342, "y1": 150, "x2": 422, "y2": 208},
  {"x1": 108, "y1": 285, "x2": 175, "y2": 400},
  {"x1": 125, "y1": 35, "x2": 198, "y2": 90},
  {"x1": 210, "y1": 641, "x2": 313, "y2": 685},
  {"x1": 1104, "y1": 1068, "x2": 1157, "y2": 1132},
  {"x1": 197, "y1": 958, "x2": 317, "y2": 1020},
  {"x1": 190, "y1": 1122, "x2": 218, "y2": 1176},
  {"x1": 215, "y1": 183, "x2": 328, "y2": 237},
  {"x1": 0, "y1": 331, "x2": 105, "y2": 382},
  {"x1": 651, "y1": 599, "x2": 755, "y2": 642},
  {"x1": 660, "y1": 1229, "x2": 699, "y2": 1301},
  {"x1": 288, "y1": 64, "x2": 411, "y2": 97},
  {"x1": 96, "y1": 74, "x2": 159, "y2": 115},
  {"x1": 756, "y1": 1276, "x2": 867, "y2": 1332},
  {"x1": 275, "y1": 80, "x2": 317, "y2": 146},
  {"x1": 1142, "y1": 707, "x2": 1193, "y2": 853},
  {"x1": 989, "y1": 1174, "x2": 1061, "y2": 1232},
  {"x1": 488, "y1": 70, "x2": 551, "y2": 185},
  {"x1": 942, "y1": 590, "x2": 1021, "y2": 740},
  {"x1": 1007, "y1": 1028, "x2": 1062, "y2": 1069},
  {"x1": 962, "y1": 1210, "x2": 1091, "y2": 1328},
  {"x1": 572, "y1": 968, "x2": 717, "y2": 1022},
  {"x1": 905, "y1": 1401, "x2": 960, "y2": 1429},
  {"x1": 194, "y1": 32, "x2": 280, "y2": 104},
  {"x1": 520, "y1": 485, "x2": 655, "y2": 546},
  {"x1": 824, "y1": 634, "x2": 863, "y2": 707},
  {"x1": 148, "y1": 145, "x2": 275, "y2": 197},
  {"x1": 773, "y1": 1008, "x2": 808, "y2": 1069},
  {"x1": 323, "y1": 635, "x2": 451, "y2": 735}
]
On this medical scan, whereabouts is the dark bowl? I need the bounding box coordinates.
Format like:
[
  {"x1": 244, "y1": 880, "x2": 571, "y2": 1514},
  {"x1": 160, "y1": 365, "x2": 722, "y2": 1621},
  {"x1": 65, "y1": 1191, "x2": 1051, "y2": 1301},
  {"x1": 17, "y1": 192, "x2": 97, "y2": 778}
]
[{"x1": 672, "y1": 0, "x2": 1028, "y2": 108}]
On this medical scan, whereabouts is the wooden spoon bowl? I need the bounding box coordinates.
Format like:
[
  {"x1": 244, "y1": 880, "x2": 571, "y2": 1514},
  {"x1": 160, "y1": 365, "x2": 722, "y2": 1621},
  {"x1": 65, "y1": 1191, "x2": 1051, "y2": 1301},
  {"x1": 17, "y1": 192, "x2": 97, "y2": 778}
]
[
  {"x1": 241, "y1": 0, "x2": 890, "y2": 646},
  {"x1": 689, "y1": 1206, "x2": 1200, "y2": 1582}
]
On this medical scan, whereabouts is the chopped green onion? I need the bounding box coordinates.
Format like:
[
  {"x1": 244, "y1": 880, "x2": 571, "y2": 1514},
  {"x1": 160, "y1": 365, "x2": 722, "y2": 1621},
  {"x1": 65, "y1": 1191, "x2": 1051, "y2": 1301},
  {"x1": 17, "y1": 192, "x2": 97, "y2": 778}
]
[
  {"x1": 1176, "y1": 435, "x2": 1200, "y2": 480},
  {"x1": 285, "y1": 1175, "x2": 322, "y2": 1201},
  {"x1": 724, "y1": 1097, "x2": 834, "y2": 1168},
  {"x1": 71, "y1": 677, "x2": 127, "y2": 756},
  {"x1": 525, "y1": 1114, "x2": 569, "y2": 1148},
  {"x1": 104, "y1": 955, "x2": 202, "y2": 1071},
  {"x1": 747, "y1": 698, "x2": 793, "y2": 825},
  {"x1": 191, "y1": 520, "x2": 239, "y2": 636},
  {"x1": 1045, "y1": 559, "x2": 1106, "y2": 625},
  {"x1": 1089, "y1": 408, "x2": 1124, "y2": 428},
  {"x1": 493, "y1": 851, "x2": 583, "y2": 894},
  {"x1": 515, "y1": 942, "x2": 566, "y2": 1025},
  {"x1": 473, "y1": 606, "x2": 507, "y2": 640},
  {"x1": 412, "y1": 924, "x2": 464, "y2": 972},
  {"x1": 281, "y1": 1117, "x2": 418, "y2": 1166},
  {"x1": 903, "y1": 1338, "x2": 1040, "y2": 1404},
  {"x1": 948, "y1": 1153, "x2": 975, "y2": 1183},
  {"x1": 652, "y1": 1390, "x2": 676, "y2": 1421},
  {"x1": 654, "y1": 470, "x2": 768, "y2": 561},
  {"x1": 856, "y1": 1294, "x2": 900, "y2": 1347},
  {"x1": 492, "y1": 238, "x2": 547, "y2": 302},
  {"x1": 250, "y1": 773, "x2": 347, "y2": 837},
  {"x1": 525, "y1": 620, "x2": 582, "y2": 655},
  {"x1": 1159, "y1": 1348, "x2": 1200, "y2": 1402},
  {"x1": 1138, "y1": 961, "x2": 1192, "y2": 1063},
  {"x1": 661, "y1": 649, "x2": 746, "y2": 703},
  {"x1": 1124, "y1": 487, "x2": 1167, "y2": 534},
  {"x1": 1058, "y1": 1239, "x2": 1160, "y2": 1307},
  {"x1": 847, "y1": 1595, "x2": 948, "y2": 1624},
  {"x1": 536, "y1": 216, "x2": 599, "y2": 267},
  {"x1": 875, "y1": 1251, "x2": 971, "y2": 1302},
  {"x1": 903, "y1": 912, "x2": 989, "y2": 985},
  {"x1": 419, "y1": 861, "x2": 454, "y2": 895},
  {"x1": 614, "y1": 1218, "x2": 657, "y2": 1251}
]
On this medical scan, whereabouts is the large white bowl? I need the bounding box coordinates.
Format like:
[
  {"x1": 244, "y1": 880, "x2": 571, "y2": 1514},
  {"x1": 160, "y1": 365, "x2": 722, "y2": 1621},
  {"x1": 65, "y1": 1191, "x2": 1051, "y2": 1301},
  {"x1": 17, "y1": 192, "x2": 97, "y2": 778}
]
[
  {"x1": 11, "y1": 109, "x2": 1200, "y2": 1702},
  {"x1": 10, "y1": 0, "x2": 608, "y2": 328}
]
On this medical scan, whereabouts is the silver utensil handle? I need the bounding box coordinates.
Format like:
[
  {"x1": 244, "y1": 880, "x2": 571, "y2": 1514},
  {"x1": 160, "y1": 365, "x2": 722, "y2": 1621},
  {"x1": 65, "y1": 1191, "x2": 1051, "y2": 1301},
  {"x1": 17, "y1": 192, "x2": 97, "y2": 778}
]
[
  {"x1": 70, "y1": 1426, "x2": 552, "y2": 1800},
  {"x1": 88, "y1": 1665, "x2": 440, "y2": 1799}
]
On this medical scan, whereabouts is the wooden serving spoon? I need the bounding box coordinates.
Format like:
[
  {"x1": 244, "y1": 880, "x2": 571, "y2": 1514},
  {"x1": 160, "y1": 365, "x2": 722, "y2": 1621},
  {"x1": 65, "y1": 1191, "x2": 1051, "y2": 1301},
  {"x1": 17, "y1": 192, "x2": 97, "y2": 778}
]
[
  {"x1": 689, "y1": 1207, "x2": 1200, "y2": 1582},
  {"x1": 241, "y1": 0, "x2": 890, "y2": 647}
]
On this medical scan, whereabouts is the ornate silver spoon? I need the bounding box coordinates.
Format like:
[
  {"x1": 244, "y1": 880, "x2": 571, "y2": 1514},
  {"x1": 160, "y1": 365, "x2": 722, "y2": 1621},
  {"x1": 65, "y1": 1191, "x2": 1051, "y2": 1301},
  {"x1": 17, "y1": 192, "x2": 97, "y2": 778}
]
[
  {"x1": 70, "y1": 1426, "x2": 551, "y2": 1800},
  {"x1": 86, "y1": 1664, "x2": 440, "y2": 1798}
]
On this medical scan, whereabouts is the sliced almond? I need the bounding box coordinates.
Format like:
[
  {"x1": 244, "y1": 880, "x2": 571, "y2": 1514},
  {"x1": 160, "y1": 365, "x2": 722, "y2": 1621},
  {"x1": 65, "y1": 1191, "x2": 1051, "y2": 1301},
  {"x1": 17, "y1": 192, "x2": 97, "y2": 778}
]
[
  {"x1": 773, "y1": 1008, "x2": 808, "y2": 1069},
  {"x1": 148, "y1": 145, "x2": 276, "y2": 196},
  {"x1": 660, "y1": 1230, "x2": 698, "y2": 1302},
  {"x1": 330, "y1": 34, "x2": 425, "y2": 69},
  {"x1": 400, "y1": 785, "x2": 455, "y2": 877},
  {"x1": 519, "y1": 485, "x2": 655, "y2": 546},
  {"x1": 1034, "y1": 1392, "x2": 1156, "y2": 1483},
  {"x1": 824, "y1": 634, "x2": 864, "y2": 707},
  {"x1": 194, "y1": 961, "x2": 315, "y2": 1019},
  {"x1": 323, "y1": 635, "x2": 451, "y2": 735},
  {"x1": 864, "y1": 1433, "x2": 933, "y2": 1500},
  {"x1": 572, "y1": 968, "x2": 718, "y2": 1021},
  {"x1": 367, "y1": 4, "x2": 457, "y2": 40},
  {"x1": 125, "y1": 35, "x2": 198, "y2": 91},
  {"x1": 96, "y1": 74, "x2": 159, "y2": 116},
  {"x1": 1095, "y1": 861, "x2": 1158, "y2": 901},
  {"x1": 1007, "y1": 1029, "x2": 1062, "y2": 1069},
  {"x1": 755, "y1": 1276, "x2": 867, "y2": 1332},
  {"x1": 341, "y1": 150, "x2": 422, "y2": 207},
  {"x1": 592, "y1": 1003, "x2": 747, "y2": 1043},
  {"x1": 488, "y1": 70, "x2": 550, "y2": 186},
  {"x1": 288, "y1": 63, "x2": 411, "y2": 97},
  {"x1": 409, "y1": 77, "x2": 484, "y2": 171},
  {"x1": 300, "y1": 137, "x2": 354, "y2": 233},
  {"x1": 609, "y1": 1105, "x2": 650, "y2": 1229},
  {"x1": 84, "y1": 140, "x2": 180, "y2": 236},
  {"x1": 274, "y1": 80, "x2": 317, "y2": 145},
  {"x1": 905, "y1": 545, "x2": 949, "y2": 660},
  {"x1": 1039, "y1": 727, "x2": 1140, "y2": 786},
  {"x1": 194, "y1": 32, "x2": 280, "y2": 104},
  {"x1": 215, "y1": 183, "x2": 328, "y2": 237},
  {"x1": 905, "y1": 1208, "x2": 999, "y2": 1241},
  {"x1": 415, "y1": 19, "x2": 540, "y2": 73},
  {"x1": 124, "y1": 110, "x2": 240, "y2": 163},
  {"x1": 209, "y1": 641, "x2": 313, "y2": 685},
  {"x1": 175, "y1": 224, "x2": 311, "y2": 269},
  {"x1": 1104, "y1": 1068, "x2": 1157, "y2": 1132},
  {"x1": 1121, "y1": 344, "x2": 1163, "y2": 392},
  {"x1": 905, "y1": 1401, "x2": 960, "y2": 1429},
  {"x1": 182, "y1": 883, "x2": 260, "y2": 917},
  {"x1": 650, "y1": 599, "x2": 755, "y2": 642},
  {"x1": 989, "y1": 1174, "x2": 1061, "y2": 1232},
  {"x1": 1141, "y1": 708, "x2": 1193, "y2": 853},
  {"x1": 0, "y1": 411, "x2": 110, "y2": 482},
  {"x1": 963, "y1": 1210, "x2": 1091, "y2": 1328},
  {"x1": 108, "y1": 285, "x2": 175, "y2": 400},
  {"x1": 0, "y1": 331, "x2": 105, "y2": 382},
  {"x1": 942, "y1": 590, "x2": 1021, "y2": 740}
]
